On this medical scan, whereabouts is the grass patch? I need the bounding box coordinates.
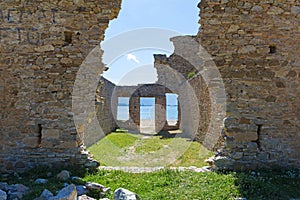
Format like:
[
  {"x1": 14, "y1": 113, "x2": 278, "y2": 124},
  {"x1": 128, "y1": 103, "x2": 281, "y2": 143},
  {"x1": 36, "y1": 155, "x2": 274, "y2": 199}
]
[
  {"x1": 88, "y1": 133, "x2": 213, "y2": 167},
  {"x1": 5, "y1": 167, "x2": 300, "y2": 200}
]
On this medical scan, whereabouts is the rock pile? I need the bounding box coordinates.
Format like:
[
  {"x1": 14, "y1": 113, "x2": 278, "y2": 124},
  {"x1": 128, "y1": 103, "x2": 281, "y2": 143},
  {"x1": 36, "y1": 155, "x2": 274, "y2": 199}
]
[{"x1": 0, "y1": 170, "x2": 140, "y2": 200}]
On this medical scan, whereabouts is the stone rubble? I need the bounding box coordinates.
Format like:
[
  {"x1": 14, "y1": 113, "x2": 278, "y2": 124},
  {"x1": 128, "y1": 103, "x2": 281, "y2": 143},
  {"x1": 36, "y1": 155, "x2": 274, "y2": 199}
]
[
  {"x1": 0, "y1": 166, "x2": 215, "y2": 200},
  {"x1": 56, "y1": 170, "x2": 71, "y2": 181},
  {"x1": 114, "y1": 188, "x2": 140, "y2": 200}
]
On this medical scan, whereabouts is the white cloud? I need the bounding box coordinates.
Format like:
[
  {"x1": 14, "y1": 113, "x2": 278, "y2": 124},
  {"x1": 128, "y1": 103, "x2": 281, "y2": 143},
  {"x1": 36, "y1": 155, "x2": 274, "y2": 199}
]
[{"x1": 126, "y1": 53, "x2": 140, "y2": 63}]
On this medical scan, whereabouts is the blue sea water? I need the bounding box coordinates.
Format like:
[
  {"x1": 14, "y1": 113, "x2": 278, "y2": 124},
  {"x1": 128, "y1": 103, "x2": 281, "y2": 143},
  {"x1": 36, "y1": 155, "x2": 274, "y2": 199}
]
[{"x1": 117, "y1": 105, "x2": 178, "y2": 121}]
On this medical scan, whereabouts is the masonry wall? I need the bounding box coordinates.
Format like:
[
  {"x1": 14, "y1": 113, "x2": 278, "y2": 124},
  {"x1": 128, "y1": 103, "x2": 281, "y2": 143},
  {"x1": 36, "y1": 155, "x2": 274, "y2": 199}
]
[
  {"x1": 84, "y1": 77, "x2": 118, "y2": 147},
  {"x1": 198, "y1": 0, "x2": 300, "y2": 169},
  {"x1": 112, "y1": 84, "x2": 179, "y2": 132},
  {"x1": 154, "y1": 49, "x2": 211, "y2": 141},
  {"x1": 0, "y1": 0, "x2": 121, "y2": 172}
]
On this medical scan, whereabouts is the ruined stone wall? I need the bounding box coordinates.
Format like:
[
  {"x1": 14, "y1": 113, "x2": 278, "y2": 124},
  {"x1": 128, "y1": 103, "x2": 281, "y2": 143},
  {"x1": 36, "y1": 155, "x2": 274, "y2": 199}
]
[
  {"x1": 0, "y1": 0, "x2": 121, "y2": 172},
  {"x1": 84, "y1": 77, "x2": 118, "y2": 147},
  {"x1": 198, "y1": 0, "x2": 300, "y2": 169},
  {"x1": 154, "y1": 51, "x2": 212, "y2": 145},
  {"x1": 112, "y1": 84, "x2": 178, "y2": 132}
]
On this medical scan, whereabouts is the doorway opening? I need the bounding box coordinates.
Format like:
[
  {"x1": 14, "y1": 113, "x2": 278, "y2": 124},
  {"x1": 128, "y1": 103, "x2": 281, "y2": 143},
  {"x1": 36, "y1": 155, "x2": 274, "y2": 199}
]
[
  {"x1": 139, "y1": 97, "x2": 155, "y2": 134},
  {"x1": 166, "y1": 93, "x2": 179, "y2": 126}
]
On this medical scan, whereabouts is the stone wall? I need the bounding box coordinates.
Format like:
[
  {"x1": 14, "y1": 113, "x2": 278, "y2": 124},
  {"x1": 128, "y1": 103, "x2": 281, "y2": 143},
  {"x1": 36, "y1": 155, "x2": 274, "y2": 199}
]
[
  {"x1": 112, "y1": 84, "x2": 180, "y2": 132},
  {"x1": 154, "y1": 37, "x2": 216, "y2": 145},
  {"x1": 0, "y1": 0, "x2": 121, "y2": 172},
  {"x1": 198, "y1": 0, "x2": 300, "y2": 169},
  {"x1": 1, "y1": 0, "x2": 299, "y2": 172},
  {"x1": 83, "y1": 77, "x2": 117, "y2": 147}
]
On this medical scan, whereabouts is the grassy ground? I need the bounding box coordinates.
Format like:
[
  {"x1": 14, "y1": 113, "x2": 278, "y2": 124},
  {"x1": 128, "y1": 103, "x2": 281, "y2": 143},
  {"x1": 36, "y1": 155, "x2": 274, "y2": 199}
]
[
  {"x1": 88, "y1": 132, "x2": 213, "y2": 167},
  {"x1": 2, "y1": 167, "x2": 300, "y2": 200},
  {"x1": 2, "y1": 133, "x2": 299, "y2": 199}
]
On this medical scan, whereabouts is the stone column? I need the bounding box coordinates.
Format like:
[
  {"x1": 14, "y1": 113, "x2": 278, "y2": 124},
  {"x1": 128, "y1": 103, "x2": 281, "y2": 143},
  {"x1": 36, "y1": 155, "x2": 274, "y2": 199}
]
[{"x1": 155, "y1": 94, "x2": 166, "y2": 132}]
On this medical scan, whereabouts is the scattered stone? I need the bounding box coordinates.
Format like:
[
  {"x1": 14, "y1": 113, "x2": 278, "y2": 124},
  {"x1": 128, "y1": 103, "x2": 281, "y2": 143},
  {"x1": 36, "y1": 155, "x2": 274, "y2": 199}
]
[
  {"x1": 77, "y1": 195, "x2": 96, "y2": 200},
  {"x1": 114, "y1": 188, "x2": 140, "y2": 200},
  {"x1": 7, "y1": 184, "x2": 30, "y2": 200},
  {"x1": 0, "y1": 183, "x2": 9, "y2": 192},
  {"x1": 85, "y1": 182, "x2": 106, "y2": 191},
  {"x1": 47, "y1": 172, "x2": 52, "y2": 177},
  {"x1": 35, "y1": 179, "x2": 48, "y2": 184},
  {"x1": 84, "y1": 160, "x2": 100, "y2": 168},
  {"x1": 57, "y1": 170, "x2": 71, "y2": 181},
  {"x1": 0, "y1": 189, "x2": 7, "y2": 200},
  {"x1": 76, "y1": 186, "x2": 88, "y2": 196},
  {"x1": 35, "y1": 189, "x2": 54, "y2": 200},
  {"x1": 49, "y1": 184, "x2": 77, "y2": 200}
]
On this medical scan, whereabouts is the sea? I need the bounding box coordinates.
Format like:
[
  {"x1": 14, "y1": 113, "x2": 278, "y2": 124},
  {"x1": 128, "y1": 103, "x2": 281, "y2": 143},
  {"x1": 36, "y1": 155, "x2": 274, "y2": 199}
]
[{"x1": 117, "y1": 105, "x2": 178, "y2": 121}]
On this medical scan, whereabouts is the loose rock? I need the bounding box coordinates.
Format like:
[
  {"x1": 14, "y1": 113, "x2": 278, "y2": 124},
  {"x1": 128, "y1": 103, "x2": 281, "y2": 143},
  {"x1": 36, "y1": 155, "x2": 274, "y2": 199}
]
[
  {"x1": 77, "y1": 195, "x2": 96, "y2": 200},
  {"x1": 35, "y1": 179, "x2": 48, "y2": 184},
  {"x1": 0, "y1": 189, "x2": 7, "y2": 200},
  {"x1": 76, "y1": 186, "x2": 88, "y2": 196},
  {"x1": 34, "y1": 189, "x2": 54, "y2": 200},
  {"x1": 57, "y1": 170, "x2": 71, "y2": 181},
  {"x1": 49, "y1": 184, "x2": 77, "y2": 200},
  {"x1": 114, "y1": 188, "x2": 140, "y2": 200}
]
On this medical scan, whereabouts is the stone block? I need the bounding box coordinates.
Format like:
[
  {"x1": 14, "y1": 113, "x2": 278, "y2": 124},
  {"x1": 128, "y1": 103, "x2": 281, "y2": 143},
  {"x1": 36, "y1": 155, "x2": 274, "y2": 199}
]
[{"x1": 42, "y1": 129, "x2": 60, "y2": 139}]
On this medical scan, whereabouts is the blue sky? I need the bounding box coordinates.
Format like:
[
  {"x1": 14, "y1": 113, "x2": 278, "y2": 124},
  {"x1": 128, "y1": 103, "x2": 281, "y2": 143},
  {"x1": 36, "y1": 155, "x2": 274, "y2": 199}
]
[{"x1": 102, "y1": 0, "x2": 200, "y2": 85}]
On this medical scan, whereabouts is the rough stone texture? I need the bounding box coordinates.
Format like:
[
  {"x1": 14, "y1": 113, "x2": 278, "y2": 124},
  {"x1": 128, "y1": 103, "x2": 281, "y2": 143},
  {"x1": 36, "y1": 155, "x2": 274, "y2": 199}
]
[
  {"x1": 0, "y1": 0, "x2": 299, "y2": 172},
  {"x1": 114, "y1": 188, "x2": 140, "y2": 200},
  {"x1": 154, "y1": 49, "x2": 212, "y2": 145},
  {"x1": 49, "y1": 184, "x2": 77, "y2": 200},
  {"x1": 0, "y1": 0, "x2": 121, "y2": 172},
  {"x1": 198, "y1": 0, "x2": 300, "y2": 169},
  {"x1": 0, "y1": 189, "x2": 7, "y2": 200},
  {"x1": 90, "y1": 77, "x2": 118, "y2": 147},
  {"x1": 57, "y1": 170, "x2": 70, "y2": 181}
]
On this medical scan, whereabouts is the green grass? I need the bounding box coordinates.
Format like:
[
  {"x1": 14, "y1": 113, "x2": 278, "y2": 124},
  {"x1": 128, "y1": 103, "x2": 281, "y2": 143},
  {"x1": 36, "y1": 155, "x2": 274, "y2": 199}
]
[
  {"x1": 88, "y1": 132, "x2": 213, "y2": 167},
  {"x1": 3, "y1": 134, "x2": 299, "y2": 200},
  {"x1": 4, "y1": 167, "x2": 300, "y2": 200}
]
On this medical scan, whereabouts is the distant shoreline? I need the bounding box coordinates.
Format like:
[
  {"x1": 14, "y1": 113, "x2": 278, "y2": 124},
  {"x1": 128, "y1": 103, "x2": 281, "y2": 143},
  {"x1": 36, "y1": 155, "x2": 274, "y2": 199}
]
[{"x1": 118, "y1": 105, "x2": 178, "y2": 107}]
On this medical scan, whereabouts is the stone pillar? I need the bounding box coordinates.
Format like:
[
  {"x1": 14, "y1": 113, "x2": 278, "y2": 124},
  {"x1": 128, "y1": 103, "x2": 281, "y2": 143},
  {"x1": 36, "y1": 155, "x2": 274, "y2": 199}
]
[
  {"x1": 155, "y1": 95, "x2": 167, "y2": 132},
  {"x1": 129, "y1": 96, "x2": 140, "y2": 130}
]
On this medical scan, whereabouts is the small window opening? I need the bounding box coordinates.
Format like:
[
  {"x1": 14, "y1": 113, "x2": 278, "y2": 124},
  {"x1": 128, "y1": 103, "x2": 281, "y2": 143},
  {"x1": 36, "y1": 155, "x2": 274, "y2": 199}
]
[
  {"x1": 38, "y1": 124, "x2": 42, "y2": 148},
  {"x1": 117, "y1": 97, "x2": 130, "y2": 120},
  {"x1": 64, "y1": 31, "x2": 73, "y2": 44},
  {"x1": 269, "y1": 45, "x2": 276, "y2": 54}
]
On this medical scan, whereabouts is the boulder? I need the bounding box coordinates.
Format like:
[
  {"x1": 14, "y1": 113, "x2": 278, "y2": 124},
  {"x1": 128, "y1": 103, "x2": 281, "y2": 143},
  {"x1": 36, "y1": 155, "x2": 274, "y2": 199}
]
[
  {"x1": 76, "y1": 186, "x2": 88, "y2": 196},
  {"x1": 34, "y1": 189, "x2": 54, "y2": 200},
  {"x1": 85, "y1": 182, "x2": 106, "y2": 192},
  {"x1": 114, "y1": 188, "x2": 140, "y2": 200},
  {"x1": 35, "y1": 179, "x2": 48, "y2": 184},
  {"x1": 7, "y1": 184, "x2": 30, "y2": 200},
  {"x1": 49, "y1": 184, "x2": 77, "y2": 200},
  {"x1": 0, "y1": 189, "x2": 7, "y2": 200},
  {"x1": 56, "y1": 170, "x2": 71, "y2": 181},
  {"x1": 77, "y1": 195, "x2": 96, "y2": 200},
  {"x1": 0, "y1": 183, "x2": 8, "y2": 192}
]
